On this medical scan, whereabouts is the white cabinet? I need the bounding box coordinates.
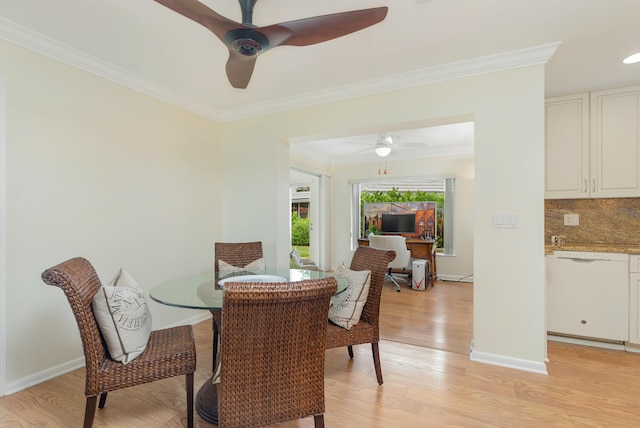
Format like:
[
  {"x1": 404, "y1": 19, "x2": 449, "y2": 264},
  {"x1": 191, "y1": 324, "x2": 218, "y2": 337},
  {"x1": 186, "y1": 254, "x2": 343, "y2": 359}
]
[
  {"x1": 545, "y1": 94, "x2": 589, "y2": 198},
  {"x1": 590, "y1": 86, "x2": 640, "y2": 197},
  {"x1": 545, "y1": 86, "x2": 640, "y2": 199},
  {"x1": 628, "y1": 255, "x2": 640, "y2": 345}
]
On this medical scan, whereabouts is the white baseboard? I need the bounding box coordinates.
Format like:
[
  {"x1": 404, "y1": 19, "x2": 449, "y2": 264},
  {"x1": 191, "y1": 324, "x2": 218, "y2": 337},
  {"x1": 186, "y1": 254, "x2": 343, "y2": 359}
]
[
  {"x1": 470, "y1": 350, "x2": 548, "y2": 375},
  {"x1": 165, "y1": 312, "x2": 211, "y2": 328},
  {"x1": 625, "y1": 343, "x2": 640, "y2": 353},
  {"x1": 3, "y1": 312, "x2": 211, "y2": 396},
  {"x1": 436, "y1": 274, "x2": 474, "y2": 283}
]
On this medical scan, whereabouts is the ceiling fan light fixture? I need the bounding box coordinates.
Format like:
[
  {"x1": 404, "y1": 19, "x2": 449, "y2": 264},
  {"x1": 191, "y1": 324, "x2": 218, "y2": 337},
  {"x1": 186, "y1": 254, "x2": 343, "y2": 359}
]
[
  {"x1": 375, "y1": 146, "x2": 391, "y2": 157},
  {"x1": 375, "y1": 134, "x2": 393, "y2": 157}
]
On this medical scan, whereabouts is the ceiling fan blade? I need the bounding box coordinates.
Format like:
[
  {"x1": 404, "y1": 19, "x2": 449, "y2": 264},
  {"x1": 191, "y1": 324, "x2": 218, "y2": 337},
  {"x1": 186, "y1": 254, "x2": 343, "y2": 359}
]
[
  {"x1": 259, "y1": 7, "x2": 388, "y2": 48},
  {"x1": 154, "y1": 0, "x2": 244, "y2": 41},
  {"x1": 225, "y1": 51, "x2": 258, "y2": 89},
  {"x1": 398, "y1": 142, "x2": 430, "y2": 146}
]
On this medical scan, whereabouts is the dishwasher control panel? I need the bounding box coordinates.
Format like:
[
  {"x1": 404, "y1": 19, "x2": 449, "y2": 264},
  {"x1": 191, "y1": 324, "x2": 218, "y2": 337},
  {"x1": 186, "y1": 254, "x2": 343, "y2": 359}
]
[{"x1": 552, "y1": 250, "x2": 629, "y2": 261}]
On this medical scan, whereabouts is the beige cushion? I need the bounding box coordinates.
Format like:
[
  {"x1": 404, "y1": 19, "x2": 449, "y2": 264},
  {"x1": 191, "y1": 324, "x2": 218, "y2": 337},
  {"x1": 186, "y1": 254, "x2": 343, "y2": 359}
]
[
  {"x1": 218, "y1": 257, "x2": 266, "y2": 278},
  {"x1": 328, "y1": 264, "x2": 371, "y2": 330},
  {"x1": 92, "y1": 269, "x2": 152, "y2": 364}
]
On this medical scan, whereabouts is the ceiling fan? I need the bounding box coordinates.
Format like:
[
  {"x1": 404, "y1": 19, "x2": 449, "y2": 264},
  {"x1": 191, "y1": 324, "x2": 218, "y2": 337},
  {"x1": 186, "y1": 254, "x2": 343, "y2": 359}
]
[
  {"x1": 364, "y1": 134, "x2": 429, "y2": 157},
  {"x1": 374, "y1": 135, "x2": 394, "y2": 157},
  {"x1": 154, "y1": 0, "x2": 389, "y2": 89}
]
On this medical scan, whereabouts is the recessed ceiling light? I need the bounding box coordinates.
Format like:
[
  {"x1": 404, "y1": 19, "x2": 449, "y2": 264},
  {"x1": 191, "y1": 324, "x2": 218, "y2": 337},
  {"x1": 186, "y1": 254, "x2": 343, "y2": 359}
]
[{"x1": 623, "y1": 52, "x2": 640, "y2": 64}]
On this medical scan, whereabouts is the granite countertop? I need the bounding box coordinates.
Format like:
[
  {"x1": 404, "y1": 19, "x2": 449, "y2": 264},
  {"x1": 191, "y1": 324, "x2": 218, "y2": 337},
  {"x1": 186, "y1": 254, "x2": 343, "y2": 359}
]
[{"x1": 545, "y1": 243, "x2": 640, "y2": 255}]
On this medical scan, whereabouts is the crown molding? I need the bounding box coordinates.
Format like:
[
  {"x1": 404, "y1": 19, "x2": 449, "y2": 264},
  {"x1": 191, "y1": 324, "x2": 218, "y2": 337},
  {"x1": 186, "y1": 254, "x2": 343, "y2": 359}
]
[
  {"x1": 0, "y1": 17, "x2": 222, "y2": 120},
  {"x1": 0, "y1": 16, "x2": 559, "y2": 123},
  {"x1": 219, "y1": 42, "x2": 561, "y2": 122}
]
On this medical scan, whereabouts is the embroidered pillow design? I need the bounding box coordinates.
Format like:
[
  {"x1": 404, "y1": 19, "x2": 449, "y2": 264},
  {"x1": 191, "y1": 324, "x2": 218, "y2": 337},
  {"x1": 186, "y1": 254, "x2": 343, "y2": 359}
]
[
  {"x1": 218, "y1": 258, "x2": 266, "y2": 278},
  {"x1": 92, "y1": 269, "x2": 152, "y2": 364}
]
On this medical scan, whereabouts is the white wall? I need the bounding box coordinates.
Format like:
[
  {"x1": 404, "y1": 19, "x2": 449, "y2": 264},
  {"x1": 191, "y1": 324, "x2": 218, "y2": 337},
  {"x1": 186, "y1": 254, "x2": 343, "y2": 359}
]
[
  {"x1": 1, "y1": 40, "x2": 222, "y2": 391},
  {"x1": 222, "y1": 66, "x2": 547, "y2": 373}
]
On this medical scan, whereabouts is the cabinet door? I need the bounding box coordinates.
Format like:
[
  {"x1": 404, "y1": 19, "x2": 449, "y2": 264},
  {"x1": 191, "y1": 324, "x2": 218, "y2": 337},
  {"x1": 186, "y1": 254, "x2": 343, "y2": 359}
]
[
  {"x1": 545, "y1": 94, "x2": 589, "y2": 198},
  {"x1": 629, "y1": 273, "x2": 640, "y2": 345},
  {"x1": 629, "y1": 255, "x2": 640, "y2": 345},
  {"x1": 591, "y1": 86, "x2": 640, "y2": 197}
]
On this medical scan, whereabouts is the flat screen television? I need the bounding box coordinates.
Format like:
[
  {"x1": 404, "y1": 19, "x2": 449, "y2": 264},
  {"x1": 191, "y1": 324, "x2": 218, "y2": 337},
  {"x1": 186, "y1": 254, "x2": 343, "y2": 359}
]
[{"x1": 381, "y1": 213, "x2": 416, "y2": 234}]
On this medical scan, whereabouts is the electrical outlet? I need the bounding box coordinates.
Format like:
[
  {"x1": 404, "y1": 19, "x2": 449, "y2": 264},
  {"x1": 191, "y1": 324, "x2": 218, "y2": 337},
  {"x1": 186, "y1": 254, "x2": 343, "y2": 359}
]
[
  {"x1": 551, "y1": 235, "x2": 558, "y2": 245},
  {"x1": 564, "y1": 214, "x2": 579, "y2": 226}
]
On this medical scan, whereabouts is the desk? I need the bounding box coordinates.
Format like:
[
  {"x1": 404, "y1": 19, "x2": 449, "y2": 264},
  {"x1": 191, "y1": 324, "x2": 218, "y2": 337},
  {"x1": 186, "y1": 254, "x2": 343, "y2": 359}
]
[
  {"x1": 150, "y1": 269, "x2": 346, "y2": 424},
  {"x1": 358, "y1": 238, "x2": 437, "y2": 286}
]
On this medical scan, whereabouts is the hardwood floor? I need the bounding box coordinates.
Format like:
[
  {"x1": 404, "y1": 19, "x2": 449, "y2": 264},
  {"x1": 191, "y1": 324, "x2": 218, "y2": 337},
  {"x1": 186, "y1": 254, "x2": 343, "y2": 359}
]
[
  {"x1": 3, "y1": 279, "x2": 640, "y2": 426},
  {"x1": 380, "y1": 276, "x2": 473, "y2": 354}
]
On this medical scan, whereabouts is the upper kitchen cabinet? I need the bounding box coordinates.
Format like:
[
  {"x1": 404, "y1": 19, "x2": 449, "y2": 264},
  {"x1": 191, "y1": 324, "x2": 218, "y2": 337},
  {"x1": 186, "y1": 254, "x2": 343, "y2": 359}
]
[
  {"x1": 590, "y1": 86, "x2": 640, "y2": 198},
  {"x1": 545, "y1": 86, "x2": 640, "y2": 199},
  {"x1": 545, "y1": 94, "x2": 589, "y2": 198}
]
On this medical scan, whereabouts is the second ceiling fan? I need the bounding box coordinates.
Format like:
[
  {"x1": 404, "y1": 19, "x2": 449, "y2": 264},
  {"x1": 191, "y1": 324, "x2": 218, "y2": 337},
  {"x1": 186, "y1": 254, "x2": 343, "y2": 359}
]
[{"x1": 154, "y1": 0, "x2": 388, "y2": 89}]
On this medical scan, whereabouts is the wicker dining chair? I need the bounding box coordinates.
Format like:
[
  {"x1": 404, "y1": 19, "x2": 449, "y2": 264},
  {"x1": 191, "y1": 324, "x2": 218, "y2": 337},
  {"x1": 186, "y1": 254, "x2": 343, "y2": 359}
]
[
  {"x1": 211, "y1": 241, "x2": 264, "y2": 370},
  {"x1": 41, "y1": 257, "x2": 196, "y2": 428},
  {"x1": 217, "y1": 277, "x2": 337, "y2": 428},
  {"x1": 214, "y1": 241, "x2": 264, "y2": 274},
  {"x1": 326, "y1": 246, "x2": 396, "y2": 385}
]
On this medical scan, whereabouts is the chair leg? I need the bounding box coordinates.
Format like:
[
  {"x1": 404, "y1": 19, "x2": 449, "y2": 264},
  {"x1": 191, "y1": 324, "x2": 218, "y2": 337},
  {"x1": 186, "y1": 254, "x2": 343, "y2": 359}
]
[
  {"x1": 314, "y1": 414, "x2": 325, "y2": 428},
  {"x1": 84, "y1": 396, "x2": 98, "y2": 428},
  {"x1": 212, "y1": 320, "x2": 219, "y2": 372},
  {"x1": 347, "y1": 345, "x2": 354, "y2": 359},
  {"x1": 186, "y1": 372, "x2": 194, "y2": 428},
  {"x1": 98, "y1": 393, "x2": 107, "y2": 409},
  {"x1": 371, "y1": 342, "x2": 383, "y2": 385},
  {"x1": 387, "y1": 272, "x2": 401, "y2": 292}
]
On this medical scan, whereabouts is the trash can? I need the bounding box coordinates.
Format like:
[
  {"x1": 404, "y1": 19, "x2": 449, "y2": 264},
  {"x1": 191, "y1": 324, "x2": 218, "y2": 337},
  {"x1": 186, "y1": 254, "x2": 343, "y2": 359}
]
[{"x1": 412, "y1": 259, "x2": 429, "y2": 291}]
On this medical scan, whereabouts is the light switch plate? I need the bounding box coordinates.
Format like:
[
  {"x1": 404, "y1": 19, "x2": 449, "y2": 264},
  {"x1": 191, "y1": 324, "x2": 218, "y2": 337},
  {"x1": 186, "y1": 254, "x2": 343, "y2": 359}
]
[{"x1": 494, "y1": 212, "x2": 518, "y2": 228}]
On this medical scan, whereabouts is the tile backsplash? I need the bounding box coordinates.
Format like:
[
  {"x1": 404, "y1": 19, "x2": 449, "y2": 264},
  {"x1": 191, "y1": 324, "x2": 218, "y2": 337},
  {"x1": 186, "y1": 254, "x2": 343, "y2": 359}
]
[{"x1": 545, "y1": 198, "x2": 640, "y2": 246}]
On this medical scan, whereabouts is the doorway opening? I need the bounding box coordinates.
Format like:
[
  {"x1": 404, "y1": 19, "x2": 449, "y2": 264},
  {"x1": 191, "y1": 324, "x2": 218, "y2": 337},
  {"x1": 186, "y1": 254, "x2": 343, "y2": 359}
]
[{"x1": 289, "y1": 169, "x2": 326, "y2": 270}]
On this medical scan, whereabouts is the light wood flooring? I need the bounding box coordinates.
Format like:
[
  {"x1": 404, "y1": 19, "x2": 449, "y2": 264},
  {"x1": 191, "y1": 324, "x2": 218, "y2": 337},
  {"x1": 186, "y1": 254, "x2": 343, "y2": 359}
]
[
  {"x1": 3, "y1": 279, "x2": 640, "y2": 426},
  {"x1": 379, "y1": 276, "x2": 473, "y2": 354}
]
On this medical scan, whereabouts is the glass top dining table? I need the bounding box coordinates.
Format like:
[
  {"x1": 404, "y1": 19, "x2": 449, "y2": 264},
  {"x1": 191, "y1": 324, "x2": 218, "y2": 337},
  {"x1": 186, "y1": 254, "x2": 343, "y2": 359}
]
[
  {"x1": 149, "y1": 267, "x2": 346, "y2": 424},
  {"x1": 149, "y1": 268, "x2": 347, "y2": 310}
]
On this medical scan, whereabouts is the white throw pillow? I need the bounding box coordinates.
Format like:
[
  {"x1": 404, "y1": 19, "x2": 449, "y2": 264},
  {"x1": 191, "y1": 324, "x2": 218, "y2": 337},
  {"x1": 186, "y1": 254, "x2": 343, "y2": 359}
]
[
  {"x1": 328, "y1": 264, "x2": 371, "y2": 330},
  {"x1": 290, "y1": 248, "x2": 303, "y2": 266},
  {"x1": 92, "y1": 269, "x2": 152, "y2": 364},
  {"x1": 218, "y1": 257, "x2": 266, "y2": 278}
]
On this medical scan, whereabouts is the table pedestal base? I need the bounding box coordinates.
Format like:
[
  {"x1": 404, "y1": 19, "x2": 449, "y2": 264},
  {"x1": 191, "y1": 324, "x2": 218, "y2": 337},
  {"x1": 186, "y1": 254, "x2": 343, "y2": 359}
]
[{"x1": 195, "y1": 376, "x2": 218, "y2": 424}]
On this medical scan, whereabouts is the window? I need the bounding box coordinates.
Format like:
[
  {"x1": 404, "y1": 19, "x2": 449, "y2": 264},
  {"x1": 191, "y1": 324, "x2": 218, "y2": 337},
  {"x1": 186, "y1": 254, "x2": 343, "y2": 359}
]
[
  {"x1": 353, "y1": 178, "x2": 455, "y2": 255},
  {"x1": 291, "y1": 186, "x2": 310, "y2": 218}
]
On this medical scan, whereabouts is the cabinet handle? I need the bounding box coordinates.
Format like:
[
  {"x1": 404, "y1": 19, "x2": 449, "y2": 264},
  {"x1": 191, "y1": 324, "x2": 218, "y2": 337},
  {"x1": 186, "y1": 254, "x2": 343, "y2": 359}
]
[
  {"x1": 592, "y1": 179, "x2": 596, "y2": 193},
  {"x1": 581, "y1": 320, "x2": 587, "y2": 324},
  {"x1": 584, "y1": 179, "x2": 587, "y2": 193}
]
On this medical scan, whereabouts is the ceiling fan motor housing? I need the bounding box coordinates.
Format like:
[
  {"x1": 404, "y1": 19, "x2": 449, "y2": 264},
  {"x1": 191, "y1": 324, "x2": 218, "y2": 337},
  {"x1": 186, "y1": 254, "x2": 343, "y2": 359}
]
[{"x1": 225, "y1": 29, "x2": 269, "y2": 56}]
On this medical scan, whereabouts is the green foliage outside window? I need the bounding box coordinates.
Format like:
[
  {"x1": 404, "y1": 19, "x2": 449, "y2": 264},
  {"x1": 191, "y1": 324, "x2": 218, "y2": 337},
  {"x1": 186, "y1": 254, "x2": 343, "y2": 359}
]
[
  {"x1": 291, "y1": 212, "x2": 311, "y2": 246},
  {"x1": 361, "y1": 188, "x2": 445, "y2": 249}
]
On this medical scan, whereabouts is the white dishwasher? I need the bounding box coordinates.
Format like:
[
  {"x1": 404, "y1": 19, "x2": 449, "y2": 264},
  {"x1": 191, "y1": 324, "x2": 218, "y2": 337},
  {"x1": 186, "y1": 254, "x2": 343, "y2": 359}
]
[{"x1": 546, "y1": 250, "x2": 629, "y2": 343}]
